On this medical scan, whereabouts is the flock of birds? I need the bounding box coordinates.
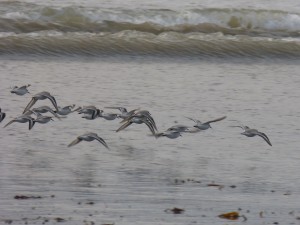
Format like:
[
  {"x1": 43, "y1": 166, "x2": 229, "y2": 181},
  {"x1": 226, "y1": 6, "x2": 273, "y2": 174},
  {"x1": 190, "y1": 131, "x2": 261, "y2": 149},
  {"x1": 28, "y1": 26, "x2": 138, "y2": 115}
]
[{"x1": 0, "y1": 84, "x2": 272, "y2": 148}]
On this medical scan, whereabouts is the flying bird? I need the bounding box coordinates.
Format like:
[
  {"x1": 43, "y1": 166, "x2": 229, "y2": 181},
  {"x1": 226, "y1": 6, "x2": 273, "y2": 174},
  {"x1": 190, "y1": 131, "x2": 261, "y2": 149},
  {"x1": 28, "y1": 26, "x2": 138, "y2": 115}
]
[
  {"x1": 98, "y1": 110, "x2": 119, "y2": 120},
  {"x1": 68, "y1": 132, "x2": 109, "y2": 149},
  {"x1": 27, "y1": 106, "x2": 62, "y2": 119},
  {"x1": 55, "y1": 104, "x2": 80, "y2": 115},
  {"x1": 105, "y1": 107, "x2": 138, "y2": 119},
  {"x1": 78, "y1": 106, "x2": 101, "y2": 120},
  {"x1": 23, "y1": 91, "x2": 59, "y2": 114},
  {"x1": 34, "y1": 113, "x2": 54, "y2": 124},
  {"x1": 4, "y1": 115, "x2": 35, "y2": 130},
  {"x1": 117, "y1": 110, "x2": 157, "y2": 135},
  {"x1": 11, "y1": 84, "x2": 31, "y2": 96},
  {"x1": 186, "y1": 116, "x2": 226, "y2": 130},
  {"x1": 232, "y1": 125, "x2": 272, "y2": 146},
  {"x1": 155, "y1": 130, "x2": 182, "y2": 139},
  {"x1": 117, "y1": 116, "x2": 156, "y2": 135}
]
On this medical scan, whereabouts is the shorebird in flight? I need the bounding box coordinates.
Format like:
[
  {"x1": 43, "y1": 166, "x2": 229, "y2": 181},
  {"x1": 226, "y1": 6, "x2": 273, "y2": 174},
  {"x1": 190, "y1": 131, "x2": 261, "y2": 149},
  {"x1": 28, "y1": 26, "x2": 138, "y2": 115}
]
[
  {"x1": 4, "y1": 115, "x2": 35, "y2": 130},
  {"x1": 34, "y1": 113, "x2": 54, "y2": 124},
  {"x1": 11, "y1": 84, "x2": 31, "y2": 96},
  {"x1": 117, "y1": 110, "x2": 157, "y2": 135},
  {"x1": 25, "y1": 106, "x2": 62, "y2": 119},
  {"x1": 55, "y1": 104, "x2": 80, "y2": 116},
  {"x1": 186, "y1": 116, "x2": 226, "y2": 130},
  {"x1": 98, "y1": 110, "x2": 119, "y2": 120},
  {"x1": 155, "y1": 130, "x2": 182, "y2": 139},
  {"x1": 77, "y1": 106, "x2": 100, "y2": 120},
  {"x1": 166, "y1": 124, "x2": 190, "y2": 133},
  {"x1": 68, "y1": 132, "x2": 109, "y2": 149},
  {"x1": 105, "y1": 107, "x2": 139, "y2": 119},
  {"x1": 232, "y1": 125, "x2": 272, "y2": 146},
  {"x1": 23, "y1": 91, "x2": 59, "y2": 114}
]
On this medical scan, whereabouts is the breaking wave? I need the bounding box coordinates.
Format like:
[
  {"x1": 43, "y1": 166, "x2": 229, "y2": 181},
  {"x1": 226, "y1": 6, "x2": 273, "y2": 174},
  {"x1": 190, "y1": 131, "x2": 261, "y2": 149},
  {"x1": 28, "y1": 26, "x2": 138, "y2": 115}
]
[{"x1": 1, "y1": 1, "x2": 300, "y2": 57}]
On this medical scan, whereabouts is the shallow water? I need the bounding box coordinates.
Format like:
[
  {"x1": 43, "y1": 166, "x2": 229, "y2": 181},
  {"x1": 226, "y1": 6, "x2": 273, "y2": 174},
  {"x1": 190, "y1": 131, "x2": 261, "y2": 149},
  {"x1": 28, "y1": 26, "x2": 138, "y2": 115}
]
[{"x1": 0, "y1": 56, "x2": 300, "y2": 224}]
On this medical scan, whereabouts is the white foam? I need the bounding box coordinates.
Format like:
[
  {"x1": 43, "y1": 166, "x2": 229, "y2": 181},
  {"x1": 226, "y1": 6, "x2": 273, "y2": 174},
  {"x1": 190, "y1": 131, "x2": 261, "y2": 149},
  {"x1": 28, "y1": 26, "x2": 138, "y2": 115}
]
[{"x1": 3, "y1": 12, "x2": 30, "y2": 20}]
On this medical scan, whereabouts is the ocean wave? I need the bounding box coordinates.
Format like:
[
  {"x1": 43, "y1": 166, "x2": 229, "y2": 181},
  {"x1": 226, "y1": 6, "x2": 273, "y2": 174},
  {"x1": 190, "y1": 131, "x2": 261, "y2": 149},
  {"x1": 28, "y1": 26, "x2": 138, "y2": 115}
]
[
  {"x1": 1, "y1": 31, "x2": 300, "y2": 57},
  {"x1": 1, "y1": 2, "x2": 300, "y2": 36},
  {"x1": 1, "y1": 2, "x2": 300, "y2": 57}
]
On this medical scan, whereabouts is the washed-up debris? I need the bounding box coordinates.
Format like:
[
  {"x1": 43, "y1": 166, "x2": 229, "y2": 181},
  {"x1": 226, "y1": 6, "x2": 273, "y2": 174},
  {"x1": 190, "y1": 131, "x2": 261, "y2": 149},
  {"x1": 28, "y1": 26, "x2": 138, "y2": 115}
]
[
  {"x1": 207, "y1": 183, "x2": 224, "y2": 190},
  {"x1": 86, "y1": 201, "x2": 95, "y2": 205},
  {"x1": 174, "y1": 178, "x2": 201, "y2": 184},
  {"x1": 14, "y1": 195, "x2": 42, "y2": 200},
  {"x1": 165, "y1": 207, "x2": 185, "y2": 214},
  {"x1": 259, "y1": 211, "x2": 264, "y2": 218},
  {"x1": 218, "y1": 211, "x2": 247, "y2": 221},
  {"x1": 54, "y1": 217, "x2": 65, "y2": 222},
  {"x1": 219, "y1": 211, "x2": 239, "y2": 220}
]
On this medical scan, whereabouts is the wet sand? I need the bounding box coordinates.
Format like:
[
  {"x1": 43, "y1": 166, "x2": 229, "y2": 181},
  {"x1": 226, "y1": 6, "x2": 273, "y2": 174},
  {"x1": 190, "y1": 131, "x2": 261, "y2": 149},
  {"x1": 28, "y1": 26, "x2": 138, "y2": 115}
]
[{"x1": 0, "y1": 56, "x2": 300, "y2": 225}]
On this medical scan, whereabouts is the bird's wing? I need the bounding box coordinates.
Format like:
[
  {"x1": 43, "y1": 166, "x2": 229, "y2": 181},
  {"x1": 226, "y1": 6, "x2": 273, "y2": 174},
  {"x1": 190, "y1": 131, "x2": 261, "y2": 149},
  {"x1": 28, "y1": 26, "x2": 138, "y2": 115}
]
[
  {"x1": 20, "y1": 85, "x2": 30, "y2": 89},
  {"x1": 28, "y1": 119, "x2": 35, "y2": 130},
  {"x1": 230, "y1": 125, "x2": 247, "y2": 131},
  {"x1": 119, "y1": 108, "x2": 140, "y2": 123},
  {"x1": 205, "y1": 116, "x2": 227, "y2": 124},
  {"x1": 255, "y1": 131, "x2": 272, "y2": 146},
  {"x1": 145, "y1": 114, "x2": 157, "y2": 131},
  {"x1": 68, "y1": 138, "x2": 82, "y2": 147},
  {"x1": 141, "y1": 117, "x2": 156, "y2": 135},
  {"x1": 0, "y1": 113, "x2": 5, "y2": 122},
  {"x1": 65, "y1": 104, "x2": 75, "y2": 109},
  {"x1": 94, "y1": 135, "x2": 109, "y2": 149},
  {"x1": 44, "y1": 94, "x2": 59, "y2": 111},
  {"x1": 47, "y1": 108, "x2": 62, "y2": 120},
  {"x1": 4, "y1": 119, "x2": 16, "y2": 128},
  {"x1": 127, "y1": 108, "x2": 140, "y2": 116},
  {"x1": 116, "y1": 121, "x2": 132, "y2": 132},
  {"x1": 185, "y1": 117, "x2": 201, "y2": 124},
  {"x1": 91, "y1": 109, "x2": 99, "y2": 119},
  {"x1": 23, "y1": 97, "x2": 37, "y2": 114}
]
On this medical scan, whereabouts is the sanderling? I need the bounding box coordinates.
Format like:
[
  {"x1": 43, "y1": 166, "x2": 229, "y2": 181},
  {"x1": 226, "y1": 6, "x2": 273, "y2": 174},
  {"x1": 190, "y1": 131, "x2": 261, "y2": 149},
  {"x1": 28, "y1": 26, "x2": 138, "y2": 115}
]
[
  {"x1": 155, "y1": 130, "x2": 182, "y2": 139},
  {"x1": 34, "y1": 113, "x2": 54, "y2": 124},
  {"x1": 167, "y1": 124, "x2": 190, "y2": 133},
  {"x1": 232, "y1": 125, "x2": 272, "y2": 146},
  {"x1": 4, "y1": 115, "x2": 35, "y2": 130},
  {"x1": 23, "y1": 91, "x2": 59, "y2": 114},
  {"x1": 55, "y1": 105, "x2": 80, "y2": 115},
  {"x1": 121, "y1": 109, "x2": 157, "y2": 131},
  {"x1": 29, "y1": 106, "x2": 61, "y2": 119},
  {"x1": 98, "y1": 110, "x2": 119, "y2": 120},
  {"x1": 78, "y1": 106, "x2": 100, "y2": 120},
  {"x1": 68, "y1": 132, "x2": 109, "y2": 149},
  {"x1": 105, "y1": 107, "x2": 139, "y2": 119},
  {"x1": 186, "y1": 116, "x2": 226, "y2": 130},
  {"x1": 116, "y1": 116, "x2": 156, "y2": 135},
  {"x1": 11, "y1": 84, "x2": 30, "y2": 96}
]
